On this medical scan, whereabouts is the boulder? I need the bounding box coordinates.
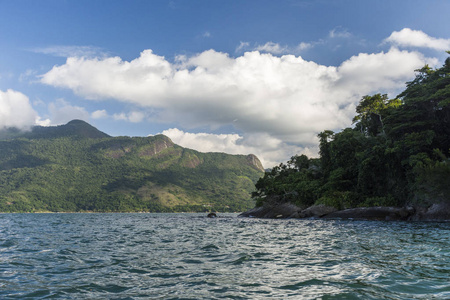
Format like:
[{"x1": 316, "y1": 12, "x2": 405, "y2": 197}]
[
  {"x1": 239, "y1": 202, "x2": 450, "y2": 221},
  {"x1": 292, "y1": 204, "x2": 338, "y2": 218},
  {"x1": 409, "y1": 202, "x2": 450, "y2": 221},
  {"x1": 323, "y1": 206, "x2": 415, "y2": 221},
  {"x1": 238, "y1": 202, "x2": 301, "y2": 219}
]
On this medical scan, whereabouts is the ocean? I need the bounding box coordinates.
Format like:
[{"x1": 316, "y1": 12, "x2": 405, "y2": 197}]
[{"x1": 1, "y1": 213, "x2": 449, "y2": 299}]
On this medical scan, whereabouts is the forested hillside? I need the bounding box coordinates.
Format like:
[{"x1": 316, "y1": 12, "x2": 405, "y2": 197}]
[
  {"x1": 252, "y1": 55, "x2": 450, "y2": 210},
  {"x1": 0, "y1": 121, "x2": 264, "y2": 212}
]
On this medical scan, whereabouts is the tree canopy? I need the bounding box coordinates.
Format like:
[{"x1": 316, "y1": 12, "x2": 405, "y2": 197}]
[{"x1": 253, "y1": 55, "x2": 450, "y2": 209}]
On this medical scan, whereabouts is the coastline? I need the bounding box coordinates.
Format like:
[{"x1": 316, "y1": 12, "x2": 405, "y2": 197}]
[{"x1": 239, "y1": 202, "x2": 450, "y2": 221}]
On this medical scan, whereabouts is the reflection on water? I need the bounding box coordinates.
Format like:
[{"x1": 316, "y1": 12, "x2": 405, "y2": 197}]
[{"x1": 0, "y1": 213, "x2": 449, "y2": 299}]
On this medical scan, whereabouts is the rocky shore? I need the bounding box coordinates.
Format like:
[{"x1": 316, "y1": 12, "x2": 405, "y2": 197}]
[{"x1": 239, "y1": 202, "x2": 450, "y2": 221}]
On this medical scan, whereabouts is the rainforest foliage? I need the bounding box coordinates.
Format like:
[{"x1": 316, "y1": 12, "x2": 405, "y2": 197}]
[
  {"x1": 0, "y1": 121, "x2": 264, "y2": 212},
  {"x1": 253, "y1": 56, "x2": 450, "y2": 209}
]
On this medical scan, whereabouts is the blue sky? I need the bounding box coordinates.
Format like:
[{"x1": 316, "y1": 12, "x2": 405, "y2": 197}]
[{"x1": 1, "y1": 0, "x2": 449, "y2": 167}]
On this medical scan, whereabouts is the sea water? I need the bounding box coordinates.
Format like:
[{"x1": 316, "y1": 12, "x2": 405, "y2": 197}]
[{"x1": 0, "y1": 213, "x2": 449, "y2": 299}]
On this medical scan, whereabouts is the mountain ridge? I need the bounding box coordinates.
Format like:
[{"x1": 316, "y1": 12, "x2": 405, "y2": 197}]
[{"x1": 0, "y1": 120, "x2": 264, "y2": 212}]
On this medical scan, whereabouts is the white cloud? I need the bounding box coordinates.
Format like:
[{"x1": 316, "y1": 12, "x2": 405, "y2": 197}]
[
  {"x1": 35, "y1": 117, "x2": 51, "y2": 127},
  {"x1": 48, "y1": 99, "x2": 90, "y2": 125},
  {"x1": 236, "y1": 41, "x2": 250, "y2": 53},
  {"x1": 336, "y1": 47, "x2": 438, "y2": 93},
  {"x1": 41, "y1": 50, "x2": 172, "y2": 102},
  {"x1": 91, "y1": 109, "x2": 108, "y2": 119},
  {"x1": 112, "y1": 111, "x2": 146, "y2": 123},
  {"x1": 162, "y1": 128, "x2": 243, "y2": 153},
  {"x1": 239, "y1": 27, "x2": 353, "y2": 56},
  {"x1": 329, "y1": 27, "x2": 352, "y2": 39},
  {"x1": 161, "y1": 128, "x2": 314, "y2": 168},
  {"x1": 31, "y1": 45, "x2": 105, "y2": 58},
  {"x1": 113, "y1": 113, "x2": 128, "y2": 121},
  {"x1": 297, "y1": 42, "x2": 313, "y2": 51},
  {"x1": 384, "y1": 28, "x2": 450, "y2": 51},
  {"x1": 246, "y1": 41, "x2": 312, "y2": 55},
  {"x1": 19, "y1": 69, "x2": 38, "y2": 82},
  {"x1": 0, "y1": 89, "x2": 38, "y2": 129},
  {"x1": 40, "y1": 29, "x2": 442, "y2": 165},
  {"x1": 255, "y1": 42, "x2": 288, "y2": 55},
  {"x1": 128, "y1": 111, "x2": 145, "y2": 123}
]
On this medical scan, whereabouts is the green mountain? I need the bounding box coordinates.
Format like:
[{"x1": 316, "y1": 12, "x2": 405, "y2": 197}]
[
  {"x1": 0, "y1": 120, "x2": 110, "y2": 140},
  {"x1": 0, "y1": 120, "x2": 264, "y2": 212}
]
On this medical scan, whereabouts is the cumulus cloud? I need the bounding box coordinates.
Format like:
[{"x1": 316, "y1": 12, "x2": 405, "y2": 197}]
[
  {"x1": 39, "y1": 30, "x2": 442, "y2": 165},
  {"x1": 161, "y1": 128, "x2": 315, "y2": 168},
  {"x1": 385, "y1": 28, "x2": 450, "y2": 51},
  {"x1": 0, "y1": 89, "x2": 38, "y2": 129},
  {"x1": 40, "y1": 47, "x2": 434, "y2": 142},
  {"x1": 336, "y1": 48, "x2": 438, "y2": 93},
  {"x1": 162, "y1": 128, "x2": 243, "y2": 153}
]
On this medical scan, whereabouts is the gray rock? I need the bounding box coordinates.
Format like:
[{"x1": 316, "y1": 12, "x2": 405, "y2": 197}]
[
  {"x1": 323, "y1": 206, "x2": 415, "y2": 221},
  {"x1": 240, "y1": 202, "x2": 450, "y2": 221},
  {"x1": 294, "y1": 205, "x2": 338, "y2": 218},
  {"x1": 239, "y1": 202, "x2": 301, "y2": 219},
  {"x1": 409, "y1": 202, "x2": 450, "y2": 221}
]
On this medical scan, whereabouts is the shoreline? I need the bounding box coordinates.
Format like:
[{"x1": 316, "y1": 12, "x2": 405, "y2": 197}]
[{"x1": 238, "y1": 202, "x2": 450, "y2": 222}]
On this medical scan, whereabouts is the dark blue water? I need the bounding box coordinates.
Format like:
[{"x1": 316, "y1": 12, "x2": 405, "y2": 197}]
[{"x1": 0, "y1": 213, "x2": 449, "y2": 299}]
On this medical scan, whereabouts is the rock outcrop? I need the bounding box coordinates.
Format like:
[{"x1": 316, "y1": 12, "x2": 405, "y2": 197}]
[
  {"x1": 239, "y1": 203, "x2": 337, "y2": 219},
  {"x1": 408, "y1": 202, "x2": 450, "y2": 221},
  {"x1": 246, "y1": 154, "x2": 265, "y2": 172},
  {"x1": 294, "y1": 205, "x2": 338, "y2": 218},
  {"x1": 239, "y1": 202, "x2": 450, "y2": 221},
  {"x1": 323, "y1": 206, "x2": 415, "y2": 221},
  {"x1": 238, "y1": 203, "x2": 301, "y2": 219}
]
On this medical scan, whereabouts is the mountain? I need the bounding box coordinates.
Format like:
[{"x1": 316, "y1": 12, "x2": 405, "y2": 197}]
[
  {"x1": 0, "y1": 119, "x2": 110, "y2": 140},
  {"x1": 0, "y1": 120, "x2": 264, "y2": 212}
]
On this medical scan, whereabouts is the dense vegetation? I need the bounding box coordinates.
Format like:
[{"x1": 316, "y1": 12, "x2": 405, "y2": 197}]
[
  {"x1": 0, "y1": 121, "x2": 264, "y2": 212},
  {"x1": 253, "y1": 55, "x2": 450, "y2": 210}
]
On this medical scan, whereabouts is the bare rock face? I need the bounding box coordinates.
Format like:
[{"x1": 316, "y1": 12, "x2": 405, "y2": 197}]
[
  {"x1": 246, "y1": 154, "x2": 265, "y2": 172},
  {"x1": 138, "y1": 135, "x2": 175, "y2": 158}
]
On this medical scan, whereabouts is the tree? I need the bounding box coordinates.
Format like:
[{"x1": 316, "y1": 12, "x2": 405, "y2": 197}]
[
  {"x1": 318, "y1": 130, "x2": 334, "y2": 177},
  {"x1": 353, "y1": 94, "x2": 401, "y2": 137}
]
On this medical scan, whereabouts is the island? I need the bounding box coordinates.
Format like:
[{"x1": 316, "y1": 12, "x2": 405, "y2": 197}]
[{"x1": 240, "y1": 55, "x2": 450, "y2": 221}]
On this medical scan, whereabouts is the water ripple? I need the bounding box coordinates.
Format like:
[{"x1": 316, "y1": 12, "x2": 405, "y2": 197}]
[{"x1": 0, "y1": 213, "x2": 449, "y2": 299}]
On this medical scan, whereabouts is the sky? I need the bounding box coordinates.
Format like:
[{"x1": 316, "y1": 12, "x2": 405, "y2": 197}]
[{"x1": 1, "y1": 0, "x2": 449, "y2": 168}]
